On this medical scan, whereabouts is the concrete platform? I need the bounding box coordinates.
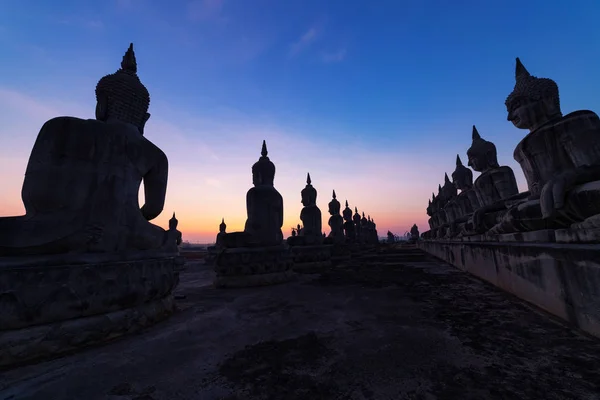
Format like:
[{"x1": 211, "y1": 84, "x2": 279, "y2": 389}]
[{"x1": 1, "y1": 247, "x2": 600, "y2": 399}]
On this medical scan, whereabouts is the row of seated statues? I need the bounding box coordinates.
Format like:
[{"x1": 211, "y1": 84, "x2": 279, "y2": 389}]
[
  {"x1": 423, "y1": 57, "x2": 600, "y2": 241},
  {"x1": 211, "y1": 143, "x2": 382, "y2": 281}
]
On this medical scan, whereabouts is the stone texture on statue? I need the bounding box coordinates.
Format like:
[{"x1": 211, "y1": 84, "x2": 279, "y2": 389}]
[
  {"x1": 215, "y1": 141, "x2": 294, "y2": 287},
  {"x1": 464, "y1": 125, "x2": 520, "y2": 234},
  {"x1": 0, "y1": 44, "x2": 180, "y2": 367},
  {"x1": 489, "y1": 58, "x2": 600, "y2": 238},
  {"x1": 343, "y1": 200, "x2": 356, "y2": 243},
  {"x1": 0, "y1": 44, "x2": 171, "y2": 256}
]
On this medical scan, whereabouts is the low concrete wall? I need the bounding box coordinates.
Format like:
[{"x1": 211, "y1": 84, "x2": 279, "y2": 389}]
[{"x1": 418, "y1": 240, "x2": 600, "y2": 338}]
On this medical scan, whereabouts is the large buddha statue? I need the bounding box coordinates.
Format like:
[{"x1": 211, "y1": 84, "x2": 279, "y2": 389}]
[
  {"x1": 326, "y1": 190, "x2": 345, "y2": 244},
  {"x1": 360, "y1": 212, "x2": 369, "y2": 243},
  {"x1": 489, "y1": 58, "x2": 600, "y2": 234},
  {"x1": 342, "y1": 200, "x2": 356, "y2": 243},
  {"x1": 465, "y1": 125, "x2": 520, "y2": 233},
  {"x1": 242, "y1": 141, "x2": 284, "y2": 246},
  {"x1": 298, "y1": 173, "x2": 323, "y2": 245},
  {"x1": 0, "y1": 43, "x2": 170, "y2": 256}
]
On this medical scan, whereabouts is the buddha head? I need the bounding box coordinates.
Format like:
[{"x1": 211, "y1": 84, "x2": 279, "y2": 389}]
[
  {"x1": 505, "y1": 58, "x2": 562, "y2": 132},
  {"x1": 219, "y1": 218, "x2": 226, "y2": 233},
  {"x1": 452, "y1": 154, "x2": 474, "y2": 191},
  {"x1": 441, "y1": 172, "x2": 457, "y2": 200},
  {"x1": 301, "y1": 173, "x2": 317, "y2": 206},
  {"x1": 95, "y1": 43, "x2": 151, "y2": 134},
  {"x1": 251, "y1": 140, "x2": 276, "y2": 186},
  {"x1": 353, "y1": 207, "x2": 361, "y2": 222},
  {"x1": 297, "y1": 223, "x2": 301, "y2": 231},
  {"x1": 343, "y1": 200, "x2": 353, "y2": 222},
  {"x1": 169, "y1": 212, "x2": 178, "y2": 230},
  {"x1": 328, "y1": 190, "x2": 341, "y2": 215},
  {"x1": 467, "y1": 126, "x2": 499, "y2": 173}
]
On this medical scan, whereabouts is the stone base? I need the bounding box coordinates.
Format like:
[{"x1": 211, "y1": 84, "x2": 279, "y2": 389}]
[
  {"x1": 1, "y1": 296, "x2": 174, "y2": 369},
  {"x1": 291, "y1": 245, "x2": 332, "y2": 274},
  {"x1": 0, "y1": 254, "x2": 179, "y2": 368},
  {"x1": 214, "y1": 244, "x2": 294, "y2": 288},
  {"x1": 418, "y1": 240, "x2": 600, "y2": 339},
  {"x1": 330, "y1": 244, "x2": 351, "y2": 266}
]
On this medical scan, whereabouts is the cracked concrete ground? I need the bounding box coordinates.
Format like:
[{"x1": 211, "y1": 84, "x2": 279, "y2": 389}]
[{"x1": 1, "y1": 247, "x2": 600, "y2": 400}]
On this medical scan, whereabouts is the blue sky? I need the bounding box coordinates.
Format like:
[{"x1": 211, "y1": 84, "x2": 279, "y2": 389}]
[{"x1": 1, "y1": 0, "x2": 600, "y2": 241}]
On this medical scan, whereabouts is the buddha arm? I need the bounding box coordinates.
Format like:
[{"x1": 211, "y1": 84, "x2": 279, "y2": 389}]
[{"x1": 141, "y1": 156, "x2": 168, "y2": 221}]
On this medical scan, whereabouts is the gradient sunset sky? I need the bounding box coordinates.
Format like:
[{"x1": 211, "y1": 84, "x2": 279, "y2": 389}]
[{"x1": 1, "y1": 0, "x2": 600, "y2": 243}]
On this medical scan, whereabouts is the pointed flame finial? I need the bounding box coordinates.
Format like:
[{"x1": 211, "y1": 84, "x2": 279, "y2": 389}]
[
  {"x1": 444, "y1": 173, "x2": 451, "y2": 184},
  {"x1": 345, "y1": 200, "x2": 349, "y2": 207},
  {"x1": 438, "y1": 184, "x2": 442, "y2": 192},
  {"x1": 515, "y1": 57, "x2": 530, "y2": 79},
  {"x1": 222, "y1": 217, "x2": 225, "y2": 223},
  {"x1": 121, "y1": 43, "x2": 138, "y2": 73},
  {"x1": 261, "y1": 140, "x2": 268, "y2": 157},
  {"x1": 332, "y1": 190, "x2": 337, "y2": 199},
  {"x1": 362, "y1": 212, "x2": 365, "y2": 217},
  {"x1": 456, "y1": 154, "x2": 463, "y2": 166},
  {"x1": 472, "y1": 125, "x2": 481, "y2": 140},
  {"x1": 306, "y1": 172, "x2": 311, "y2": 185}
]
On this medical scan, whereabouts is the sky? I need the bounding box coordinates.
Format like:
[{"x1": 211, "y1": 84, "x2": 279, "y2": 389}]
[{"x1": 1, "y1": 0, "x2": 600, "y2": 243}]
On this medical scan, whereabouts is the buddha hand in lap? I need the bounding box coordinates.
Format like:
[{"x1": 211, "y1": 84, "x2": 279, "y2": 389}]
[
  {"x1": 490, "y1": 58, "x2": 600, "y2": 234},
  {"x1": 0, "y1": 44, "x2": 169, "y2": 256}
]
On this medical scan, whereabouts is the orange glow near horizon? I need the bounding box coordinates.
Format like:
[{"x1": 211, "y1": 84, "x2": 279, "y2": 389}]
[{"x1": 0, "y1": 88, "x2": 528, "y2": 244}]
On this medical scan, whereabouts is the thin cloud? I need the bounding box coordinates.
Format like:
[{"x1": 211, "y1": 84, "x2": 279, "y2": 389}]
[
  {"x1": 289, "y1": 27, "x2": 319, "y2": 57},
  {"x1": 187, "y1": 0, "x2": 225, "y2": 22},
  {"x1": 321, "y1": 48, "x2": 347, "y2": 64}
]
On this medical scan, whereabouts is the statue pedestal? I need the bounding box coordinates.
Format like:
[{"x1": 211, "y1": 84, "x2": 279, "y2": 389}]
[
  {"x1": 206, "y1": 245, "x2": 218, "y2": 265},
  {"x1": 291, "y1": 244, "x2": 332, "y2": 273},
  {"x1": 214, "y1": 244, "x2": 295, "y2": 288},
  {"x1": 0, "y1": 251, "x2": 180, "y2": 368},
  {"x1": 330, "y1": 244, "x2": 351, "y2": 266}
]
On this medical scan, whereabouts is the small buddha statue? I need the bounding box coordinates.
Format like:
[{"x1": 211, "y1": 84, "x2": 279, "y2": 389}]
[
  {"x1": 298, "y1": 173, "x2": 323, "y2": 245},
  {"x1": 410, "y1": 224, "x2": 420, "y2": 241},
  {"x1": 297, "y1": 223, "x2": 303, "y2": 236},
  {"x1": 164, "y1": 212, "x2": 183, "y2": 253},
  {"x1": 0, "y1": 43, "x2": 169, "y2": 256},
  {"x1": 353, "y1": 207, "x2": 362, "y2": 242},
  {"x1": 465, "y1": 125, "x2": 520, "y2": 233},
  {"x1": 360, "y1": 212, "x2": 369, "y2": 243},
  {"x1": 490, "y1": 58, "x2": 600, "y2": 234},
  {"x1": 291, "y1": 228, "x2": 297, "y2": 237},
  {"x1": 342, "y1": 200, "x2": 356, "y2": 243},
  {"x1": 216, "y1": 218, "x2": 227, "y2": 248},
  {"x1": 371, "y1": 217, "x2": 378, "y2": 243},
  {"x1": 242, "y1": 140, "x2": 284, "y2": 246},
  {"x1": 326, "y1": 190, "x2": 345, "y2": 244},
  {"x1": 387, "y1": 231, "x2": 395, "y2": 243}
]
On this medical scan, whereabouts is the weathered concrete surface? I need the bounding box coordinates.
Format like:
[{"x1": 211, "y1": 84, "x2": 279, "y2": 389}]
[
  {"x1": 2, "y1": 247, "x2": 600, "y2": 400},
  {"x1": 418, "y1": 240, "x2": 600, "y2": 339}
]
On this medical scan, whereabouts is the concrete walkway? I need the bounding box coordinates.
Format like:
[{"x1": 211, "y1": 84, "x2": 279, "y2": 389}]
[{"x1": 1, "y1": 248, "x2": 600, "y2": 400}]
